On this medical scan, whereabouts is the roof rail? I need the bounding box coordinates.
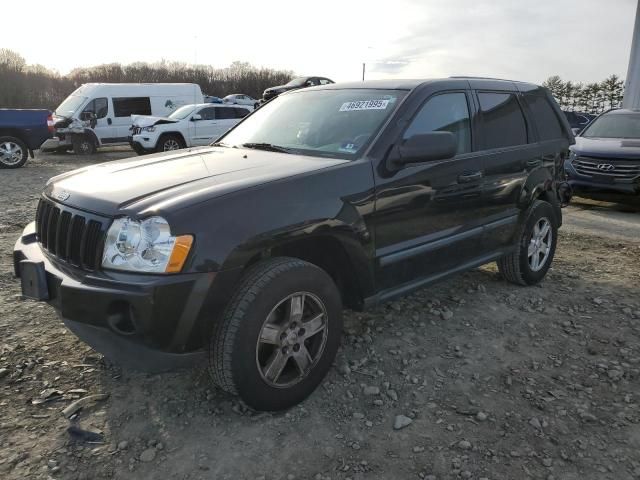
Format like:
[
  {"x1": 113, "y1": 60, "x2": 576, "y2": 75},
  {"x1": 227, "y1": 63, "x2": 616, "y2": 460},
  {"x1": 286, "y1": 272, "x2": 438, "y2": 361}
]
[{"x1": 449, "y1": 76, "x2": 527, "y2": 83}]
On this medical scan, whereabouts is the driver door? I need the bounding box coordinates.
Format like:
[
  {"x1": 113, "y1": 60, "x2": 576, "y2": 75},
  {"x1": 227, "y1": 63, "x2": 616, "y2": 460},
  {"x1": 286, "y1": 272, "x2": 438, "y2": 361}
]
[
  {"x1": 81, "y1": 98, "x2": 112, "y2": 143},
  {"x1": 190, "y1": 107, "x2": 218, "y2": 145}
]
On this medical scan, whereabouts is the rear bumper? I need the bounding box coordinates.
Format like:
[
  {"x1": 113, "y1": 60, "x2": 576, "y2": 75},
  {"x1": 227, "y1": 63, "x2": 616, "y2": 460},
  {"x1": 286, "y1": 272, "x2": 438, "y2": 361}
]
[{"x1": 13, "y1": 222, "x2": 214, "y2": 371}]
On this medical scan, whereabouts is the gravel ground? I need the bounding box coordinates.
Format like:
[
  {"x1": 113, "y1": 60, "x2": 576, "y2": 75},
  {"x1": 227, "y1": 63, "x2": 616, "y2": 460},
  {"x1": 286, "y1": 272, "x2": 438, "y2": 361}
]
[{"x1": 1, "y1": 150, "x2": 640, "y2": 480}]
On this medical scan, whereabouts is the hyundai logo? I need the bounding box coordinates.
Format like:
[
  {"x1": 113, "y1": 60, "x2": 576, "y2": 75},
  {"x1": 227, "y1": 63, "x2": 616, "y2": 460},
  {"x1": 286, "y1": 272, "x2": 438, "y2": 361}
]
[{"x1": 597, "y1": 164, "x2": 615, "y2": 171}]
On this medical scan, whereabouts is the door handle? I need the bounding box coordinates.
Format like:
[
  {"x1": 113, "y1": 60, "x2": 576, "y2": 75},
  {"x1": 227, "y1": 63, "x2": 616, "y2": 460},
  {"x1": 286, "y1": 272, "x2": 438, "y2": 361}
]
[
  {"x1": 457, "y1": 171, "x2": 483, "y2": 183},
  {"x1": 107, "y1": 118, "x2": 112, "y2": 125},
  {"x1": 526, "y1": 159, "x2": 542, "y2": 169}
]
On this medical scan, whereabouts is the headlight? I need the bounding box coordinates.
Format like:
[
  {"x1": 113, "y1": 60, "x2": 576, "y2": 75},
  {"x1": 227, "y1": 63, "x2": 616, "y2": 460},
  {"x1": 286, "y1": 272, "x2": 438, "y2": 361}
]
[
  {"x1": 101, "y1": 217, "x2": 193, "y2": 273},
  {"x1": 568, "y1": 151, "x2": 577, "y2": 162},
  {"x1": 141, "y1": 126, "x2": 156, "y2": 132}
]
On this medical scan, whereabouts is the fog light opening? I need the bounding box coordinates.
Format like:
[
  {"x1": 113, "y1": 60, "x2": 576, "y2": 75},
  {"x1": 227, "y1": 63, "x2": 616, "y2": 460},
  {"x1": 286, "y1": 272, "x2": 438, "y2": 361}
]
[{"x1": 107, "y1": 301, "x2": 137, "y2": 336}]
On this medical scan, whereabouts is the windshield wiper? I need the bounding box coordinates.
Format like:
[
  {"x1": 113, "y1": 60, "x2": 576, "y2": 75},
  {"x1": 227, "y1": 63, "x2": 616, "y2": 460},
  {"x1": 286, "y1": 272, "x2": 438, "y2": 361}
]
[{"x1": 241, "y1": 142, "x2": 291, "y2": 153}]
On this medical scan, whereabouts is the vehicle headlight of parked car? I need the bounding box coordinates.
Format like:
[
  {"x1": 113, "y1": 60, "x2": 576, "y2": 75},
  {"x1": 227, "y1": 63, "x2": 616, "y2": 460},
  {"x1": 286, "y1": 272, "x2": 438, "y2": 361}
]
[
  {"x1": 141, "y1": 126, "x2": 156, "y2": 132},
  {"x1": 101, "y1": 216, "x2": 192, "y2": 273}
]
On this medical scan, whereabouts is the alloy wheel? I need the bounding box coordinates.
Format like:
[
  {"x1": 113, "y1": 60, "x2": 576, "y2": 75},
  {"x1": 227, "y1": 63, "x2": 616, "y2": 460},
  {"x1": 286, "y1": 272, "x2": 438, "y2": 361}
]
[
  {"x1": 0, "y1": 141, "x2": 24, "y2": 166},
  {"x1": 256, "y1": 292, "x2": 328, "y2": 388},
  {"x1": 528, "y1": 217, "x2": 552, "y2": 272},
  {"x1": 163, "y1": 139, "x2": 181, "y2": 151}
]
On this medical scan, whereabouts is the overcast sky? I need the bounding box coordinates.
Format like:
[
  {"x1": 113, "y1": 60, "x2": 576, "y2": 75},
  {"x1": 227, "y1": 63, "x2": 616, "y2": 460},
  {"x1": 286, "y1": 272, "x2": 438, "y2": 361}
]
[{"x1": 5, "y1": 0, "x2": 637, "y2": 84}]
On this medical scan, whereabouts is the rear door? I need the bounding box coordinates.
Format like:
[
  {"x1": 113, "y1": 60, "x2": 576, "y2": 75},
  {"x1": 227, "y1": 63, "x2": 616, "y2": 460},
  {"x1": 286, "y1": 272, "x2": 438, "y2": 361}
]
[
  {"x1": 373, "y1": 86, "x2": 492, "y2": 292},
  {"x1": 469, "y1": 81, "x2": 539, "y2": 252}
]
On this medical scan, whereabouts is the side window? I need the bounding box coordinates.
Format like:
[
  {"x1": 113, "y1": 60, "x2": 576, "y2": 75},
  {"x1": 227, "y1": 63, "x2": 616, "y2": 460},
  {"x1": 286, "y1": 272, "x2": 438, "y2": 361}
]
[
  {"x1": 319, "y1": 78, "x2": 332, "y2": 85},
  {"x1": 214, "y1": 107, "x2": 237, "y2": 120},
  {"x1": 198, "y1": 107, "x2": 216, "y2": 120},
  {"x1": 403, "y1": 92, "x2": 471, "y2": 155},
  {"x1": 82, "y1": 98, "x2": 108, "y2": 119},
  {"x1": 112, "y1": 97, "x2": 152, "y2": 117},
  {"x1": 234, "y1": 108, "x2": 250, "y2": 118},
  {"x1": 477, "y1": 92, "x2": 527, "y2": 148},
  {"x1": 523, "y1": 93, "x2": 564, "y2": 140}
]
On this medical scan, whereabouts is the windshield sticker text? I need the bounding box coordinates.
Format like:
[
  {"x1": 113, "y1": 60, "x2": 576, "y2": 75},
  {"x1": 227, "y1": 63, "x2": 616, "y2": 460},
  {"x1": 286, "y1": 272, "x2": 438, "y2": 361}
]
[{"x1": 339, "y1": 100, "x2": 390, "y2": 112}]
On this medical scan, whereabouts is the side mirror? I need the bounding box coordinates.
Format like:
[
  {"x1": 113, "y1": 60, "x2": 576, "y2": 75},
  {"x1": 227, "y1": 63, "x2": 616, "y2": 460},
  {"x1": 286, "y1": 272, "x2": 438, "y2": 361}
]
[
  {"x1": 79, "y1": 111, "x2": 96, "y2": 121},
  {"x1": 392, "y1": 131, "x2": 457, "y2": 166},
  {"x1": 191, "y1": 114, "x2": 202, "y2": 121}
]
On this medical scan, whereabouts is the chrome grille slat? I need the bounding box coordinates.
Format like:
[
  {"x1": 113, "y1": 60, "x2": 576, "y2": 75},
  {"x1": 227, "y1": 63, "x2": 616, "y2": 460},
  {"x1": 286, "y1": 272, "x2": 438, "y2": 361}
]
[
  {"x1": 572, "y1": 156, "x2": 640, "y2": 181},
  {"x1": 34, "y1": 198, "x2": 108, "y2": 271}
]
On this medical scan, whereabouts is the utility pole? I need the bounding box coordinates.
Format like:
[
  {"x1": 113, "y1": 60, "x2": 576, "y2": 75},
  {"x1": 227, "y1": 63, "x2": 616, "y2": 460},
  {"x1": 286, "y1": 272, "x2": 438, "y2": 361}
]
[
  {"x1": 623, "y1": 0, "x2": 640, "y2": 109},
  {"x1": 362, "y1": 63, "x2": 366, "y2": 82}
]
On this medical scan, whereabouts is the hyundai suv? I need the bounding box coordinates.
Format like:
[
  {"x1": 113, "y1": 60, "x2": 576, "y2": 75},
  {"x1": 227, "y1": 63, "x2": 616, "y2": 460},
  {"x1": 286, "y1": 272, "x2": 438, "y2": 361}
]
[{"x1": 14, "y1": 78, "x2": 573, "y2": 411}]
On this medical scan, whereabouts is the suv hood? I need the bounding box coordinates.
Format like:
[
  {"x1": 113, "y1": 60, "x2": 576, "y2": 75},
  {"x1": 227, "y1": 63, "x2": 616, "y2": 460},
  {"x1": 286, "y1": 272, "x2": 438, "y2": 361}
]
[
  {"x1": 44, "y1": 147, "x2": 347, "y2": 216},
  {"x1": 131, "y1": 115, "x2": 178, "y2": 128},
  {"x1": 572, "y1": 136, "x2": 640, "y2": 159}
]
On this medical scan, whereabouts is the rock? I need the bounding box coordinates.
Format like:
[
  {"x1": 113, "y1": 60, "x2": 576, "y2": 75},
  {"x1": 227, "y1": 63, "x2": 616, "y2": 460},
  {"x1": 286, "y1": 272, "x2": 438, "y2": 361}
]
[
  {"x1": 413, "y1": 446, "x2": 424, "y2": 453},
  {"x1": 529, "y1": 417, "x2": 542, "y2": 430},
  {"x1": 353, "y1": 412, "x2": 365, "y2": 420},
  {"x1": 338, "y1": 363, "x2": 351, "y2": 376},
  {"x1": 387, "y1": 390, "x2": 398, "y2": 401},
  {"x1": 441, "y1": 311, "x2": 453, "y2": 321},
  {"x1": 393, "y1": 415, "x2": 413, "y2": 430},
  {"x1": 458, "y1": 440, "x2": 472, "y2": 450},
  {"x1": 364, "y1": 386, "x2": 380, "y2": 396},
  {"x1": 373, "y1": 399, "x2": 384, "y2": 406},
  {"x1": 461, "y1": 471, "x2": 472, "y2": 479},
  {"x1": 117, "y1": 441, "x2": 129, "y2": 451},
  {"x1": 542, "y1": 458, "x2": 553, "y2": 467},
  {"x1": 0, "y1": 368, "x2": 8, "y2": 379},
  {"x1": 476, "y1": 411, "x2": 488, "y2": 422},
  {"x1": 139, "y1": 448, "x2": 156, "y2": 462}
]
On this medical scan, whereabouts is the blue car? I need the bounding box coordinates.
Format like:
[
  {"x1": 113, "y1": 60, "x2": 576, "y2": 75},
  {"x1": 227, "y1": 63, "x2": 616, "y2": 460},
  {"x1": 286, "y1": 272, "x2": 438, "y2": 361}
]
[{"x1": 564, "y1": 108, "x2": 640, "y2": 203}]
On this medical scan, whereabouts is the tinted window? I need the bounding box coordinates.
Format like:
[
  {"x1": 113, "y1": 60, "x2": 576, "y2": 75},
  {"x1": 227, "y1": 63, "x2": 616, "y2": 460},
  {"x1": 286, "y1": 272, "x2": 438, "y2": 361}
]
[
  {"x1": 478, "y1": 92, "x2": 527, "y2": 148},
  {"x1": 582, "y1": 113, "x2": 640, "y2": 139},
  {"x1": 403, "y1": 92, "x2": 471, "y2": 154},
  {"x1": 234, "y1": 108, "x2": 250, "y2": 118},
  {"x1": 524, "y1": 93, "x2": 564, "y2": 140},
  {"x1": 83, "y1": 98, "x2": 108, "y2": 119},
  {"x1": 198, "y1": 107, "x2": 217, "y2": 120},
  {"x1": 113, "y1": 97, "x2": 151, "y2": 117},
  {"x1": 319, "y1": 78, "x2": 332, "y2": 85},
  {"x1": 215, "y1": 107, "x2": 237, "y2": 120}
]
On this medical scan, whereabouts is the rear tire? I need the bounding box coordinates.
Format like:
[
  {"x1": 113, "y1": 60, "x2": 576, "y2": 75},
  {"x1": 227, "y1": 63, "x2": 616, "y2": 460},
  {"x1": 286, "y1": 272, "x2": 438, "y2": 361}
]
[
  {"x1": 0, "y1": 136, "x2": 28, "y2": 168},
  {"x1": 498, "y1": 200, "x2": 558, "y2": 285},
  {"x1": 72, "y1": 134, "x2": 96, "y2": 155},
  {"x1": 208, "y1": 257, "x2": 343, "y2": 411},
  {"x1": 156, "y1": 134, "x2": 184, "y2": 153}
]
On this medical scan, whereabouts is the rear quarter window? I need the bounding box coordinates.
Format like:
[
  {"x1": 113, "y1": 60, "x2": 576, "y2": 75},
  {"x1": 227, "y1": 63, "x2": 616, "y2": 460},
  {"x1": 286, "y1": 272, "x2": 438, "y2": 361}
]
[
  {"x1": 524, "y1": 93, "x2": 564, "y2": 140},
  {"x1": 477, "y1": 92, "x2": 528, "y2": 149}
]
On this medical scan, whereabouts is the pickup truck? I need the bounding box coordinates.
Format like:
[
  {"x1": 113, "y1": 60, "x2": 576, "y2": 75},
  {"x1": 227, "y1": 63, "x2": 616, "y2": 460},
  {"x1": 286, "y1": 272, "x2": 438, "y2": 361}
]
[{"x1": 0, "y1": 109, "x2": 53, "y2": 168}]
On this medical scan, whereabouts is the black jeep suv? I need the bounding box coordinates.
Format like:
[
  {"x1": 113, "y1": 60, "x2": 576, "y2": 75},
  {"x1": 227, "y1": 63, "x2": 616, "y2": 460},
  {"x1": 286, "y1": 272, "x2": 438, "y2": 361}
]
[{"x1": 14, "y1": 78, "x2": 573, "y2": 411}]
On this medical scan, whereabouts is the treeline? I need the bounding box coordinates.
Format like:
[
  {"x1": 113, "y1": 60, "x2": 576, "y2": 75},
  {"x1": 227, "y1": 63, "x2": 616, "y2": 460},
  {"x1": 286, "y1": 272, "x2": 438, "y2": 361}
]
[
  {"x1": 0, "y1": 49, "x2": 294, "y2": 110},
  {"x1": 542, "y1": 74, "x2": 624, "y2": 114}
]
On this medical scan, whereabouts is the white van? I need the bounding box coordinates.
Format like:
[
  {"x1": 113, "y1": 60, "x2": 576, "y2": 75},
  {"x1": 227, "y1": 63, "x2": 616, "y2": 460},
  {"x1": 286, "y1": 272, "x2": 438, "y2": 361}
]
[{"x1": 42, "y1": 83, "x2": 203, "y2": 154}]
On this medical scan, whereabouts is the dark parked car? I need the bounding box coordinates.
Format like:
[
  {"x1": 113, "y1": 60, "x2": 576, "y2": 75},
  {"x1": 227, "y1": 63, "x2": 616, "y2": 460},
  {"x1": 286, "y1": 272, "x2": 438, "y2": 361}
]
[
  {"x1": 563, "y1": 110, "x2": 595, "y2": 134},
  {"x1": 261, "y1": 76, "x2": 334, "y2": 103},
  {"x1": 0, "y1": 109, "x2": 53, "y2": 168},
  {"x1": 564, "y1": 108, "x2": 640, "y2": 203},
  {"x1": 14, "y1": 78, "x2": 573, "y2": 411}
]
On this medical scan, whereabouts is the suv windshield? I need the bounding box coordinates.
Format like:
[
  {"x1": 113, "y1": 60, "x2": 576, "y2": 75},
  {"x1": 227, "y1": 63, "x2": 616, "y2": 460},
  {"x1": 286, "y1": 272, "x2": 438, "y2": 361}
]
[
  {"x1": 582, "y1": 112, "x2": 640, "y2": 139},
  {"x1": 285, "y1": 77, "x2": 308, "y2": 87},
  {"x1": 55, "y1": 95, "x2": 87, "y2": 117},
  {"x1": 218, "y1": 89, "x2": 406, "y2": 159},
  {"x1": 169, "y1": 105, "x2": 195, "y2": 120}
]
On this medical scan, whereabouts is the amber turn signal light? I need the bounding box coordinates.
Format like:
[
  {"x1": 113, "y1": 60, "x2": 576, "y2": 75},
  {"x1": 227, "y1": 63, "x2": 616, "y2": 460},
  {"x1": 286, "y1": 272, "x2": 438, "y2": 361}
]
[{"x1": 165, "y1": 235, "x2": 193, "y2": 273}]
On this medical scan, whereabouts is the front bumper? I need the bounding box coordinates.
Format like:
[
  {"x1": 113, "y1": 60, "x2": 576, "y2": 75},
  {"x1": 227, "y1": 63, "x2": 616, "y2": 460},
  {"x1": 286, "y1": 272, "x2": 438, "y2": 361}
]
[
  {"x1": 129, "y1": 134, "x2": 157, "y2": 153},
  {"x1": 564, "y1": 159, "x2": 640, "y2": 197},
  {"x1": 13, "y1": 222, "x2": 213, "y2": 371}
]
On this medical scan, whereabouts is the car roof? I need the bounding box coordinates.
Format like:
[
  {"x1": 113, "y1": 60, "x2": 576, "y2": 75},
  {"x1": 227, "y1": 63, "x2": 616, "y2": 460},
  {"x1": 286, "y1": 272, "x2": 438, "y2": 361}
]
[
  {"x1": 312, "y1": 77, "x2": 539, "y2": 91},
  {"x1": 605, "y1": 108, "x2": 640, "y2": 115}
]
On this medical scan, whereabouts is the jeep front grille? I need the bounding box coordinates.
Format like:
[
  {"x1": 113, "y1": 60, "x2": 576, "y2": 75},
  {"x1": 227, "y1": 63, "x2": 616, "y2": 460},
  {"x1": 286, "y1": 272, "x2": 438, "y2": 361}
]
[{"x1": 35, "y1": 198, "x2": 108, "y2": 271}]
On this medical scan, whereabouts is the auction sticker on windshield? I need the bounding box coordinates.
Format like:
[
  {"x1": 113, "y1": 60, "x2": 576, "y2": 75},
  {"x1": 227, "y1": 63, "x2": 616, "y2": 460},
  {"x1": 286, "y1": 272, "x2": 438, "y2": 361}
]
[{"x1": 339, "y1": 100, "x2": 389, "y2": 112}]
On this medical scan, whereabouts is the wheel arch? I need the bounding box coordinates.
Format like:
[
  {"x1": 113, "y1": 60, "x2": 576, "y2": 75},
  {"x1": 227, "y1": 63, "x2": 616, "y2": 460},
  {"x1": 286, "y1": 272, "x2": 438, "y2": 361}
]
[{"x1": 158, "y1": 131, "x2": 187, "y2": 147}]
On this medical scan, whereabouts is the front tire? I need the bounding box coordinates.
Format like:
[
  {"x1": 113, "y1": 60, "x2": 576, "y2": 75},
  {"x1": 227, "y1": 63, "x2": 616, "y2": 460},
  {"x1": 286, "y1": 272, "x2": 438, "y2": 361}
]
[
  {"x1": 156, "y1": 134, "x2": 184, "y2": 153},
  {"x1": 0, "y1": 136, "x2": 28, "y2": 168},
  {"x1": 208, "y1": 257, "x2": 343, "y2": 411},
  {"x1": 72, "y1": 134, "x2": 96, "y2": 155},
  {"x1": 498, "y1": 200, "x2": 558, "y2": 285}
]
